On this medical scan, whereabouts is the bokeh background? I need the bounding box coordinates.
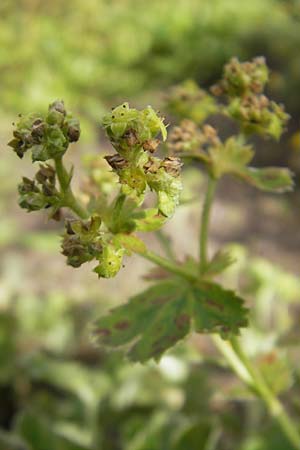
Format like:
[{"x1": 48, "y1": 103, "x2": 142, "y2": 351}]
[{"x1": 1, "y1": 1, "x2": 300, "y2": 449}]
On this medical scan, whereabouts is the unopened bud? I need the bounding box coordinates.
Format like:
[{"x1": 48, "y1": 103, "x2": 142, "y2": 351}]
[
  {"x1": 66, "y1": 118, "x2": 80, "y2": 142},
  {"x1": 49, "y1": 100, "x2": 66, "y2": 116}
]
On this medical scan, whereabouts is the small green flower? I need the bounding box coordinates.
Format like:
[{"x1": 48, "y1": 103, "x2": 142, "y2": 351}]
[
  {"x1": 102, "y1": 103, "x2": 167, "y2": 154},
  {"x1": 94, "y1": 242, "x2": 125, "y2": 278}
]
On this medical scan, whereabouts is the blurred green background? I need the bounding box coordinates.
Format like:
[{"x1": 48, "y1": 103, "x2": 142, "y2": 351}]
[{"x1": 1, "y1": 1, "x2": 300, "y2": 449}]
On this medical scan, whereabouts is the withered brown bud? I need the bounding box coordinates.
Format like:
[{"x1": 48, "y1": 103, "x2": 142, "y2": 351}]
[
  {"x1": 105, "y1": 154, "x2": 128, "y2": 171},
  {"x1": 61, "y1": 235, "x2": 87, "y2": 268},
  {"x1": 143, "y1": 157, "x2": 160, "y2": 174},
  {"x1": 160, "y1": 156, "x2": 183, "y2": 177},
  {"x1": 35, "y1": 164, "x2": 55, "y2": 184},
  {"x1": 142, "y1": 139, "x2": 160, "y2": 153},
  {"x1": 123, "y1": 128, "x2": 139, "y2": 147},
  {"x1": 19, "y1": 177, "x2": 38, "y2": 194},
  {"x1": 31, "y1": 119, "x2": 45, "y2": 140},
  {"x1": 65, "y1": 219, "x2": 76, "y2": 235},
  {"x1": 202, "y1": 125, "x2": 221, "y2": 146},
  {"x1": 67, "y1": 124, "x2": 80, "y2": 142}
]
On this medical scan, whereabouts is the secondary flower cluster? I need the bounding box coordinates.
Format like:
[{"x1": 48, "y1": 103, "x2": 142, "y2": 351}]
[
  {"x1": 18, "y1": 164, "x2": 61, "y2": 219},
  {"x1": 211, "y1": 57, "x2": 289, "y2": 139},
  {"x1": 166, "y1": 57, "x2": 293, "y2": 193},
  {"x1": 164, "y1": 80, "x2": 218, "y2": 124}
]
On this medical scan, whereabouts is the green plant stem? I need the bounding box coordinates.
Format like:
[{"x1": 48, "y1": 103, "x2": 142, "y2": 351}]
[
  {"x1": 230, "y1": 336, "x2": 300, "y2": 450},
  {"x1": 212, "y1": 335, "x2": 253, "y2": 387},
  {"x1": 200, "y1": 176, "x2": 300, "y2": 449},
  {"x1": 199, "y1": 176, "x2": 217, "y2": 272},
  {"x1": 139, "y1": 249, "x2": 196, "y2": 282},
  {"x1": 55, "y1": 157, "x2": 89, "y2": 219}
]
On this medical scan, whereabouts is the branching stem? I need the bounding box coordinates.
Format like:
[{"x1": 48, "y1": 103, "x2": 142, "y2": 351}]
[{"x1": 55, "y1": 157, "x2": 89, "y2": 219}]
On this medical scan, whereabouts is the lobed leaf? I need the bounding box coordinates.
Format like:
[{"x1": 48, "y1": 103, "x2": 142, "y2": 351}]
[
  {"x1": 239, "y1": 167, "x2": 294, "y2": 193},
  {"x1": 92, "y1": 280, "x2": 248, "y2": 363}
]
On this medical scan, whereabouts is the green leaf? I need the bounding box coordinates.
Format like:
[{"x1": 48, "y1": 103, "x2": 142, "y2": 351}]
[
  {"x1": 257, "y1": 352, "x2": 292, "y2": 394},
  {"x1": 209, "y1": 137, "x2": 254, "y2": 178},
  {"x1": 239, "y1": 167, "x2": 294, "y2": 193},
  {"x1": 114, "y1": 233, "x2": 147, "y2": 254},
  {"x1": 92, "y1": 280, "x2": 248, "y2": 363},
  {"x1": 16, "y1": 411, "x2": 89, "y2": 450},
  {"x1": 202, "y1": 249, "x2": 236, "y2": 276},
  {"x1": 208, "y1": 137, "x2": 294, "y2": 193},
  {"x1": 133, "y1": 208, "x2": 167, "y2": 232}
]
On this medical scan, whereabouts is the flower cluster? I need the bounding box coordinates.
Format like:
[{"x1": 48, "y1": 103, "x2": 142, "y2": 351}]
[
  {"x1": 165, "y1": 80, "x2": 218, "y2": 124},
  {"x1": 18, "y1": 164, "x2": 61, "y2": 219},
  {"x1": 211, "y1": 57, "x2": 269, "y2": 97},
  {"x1": 166, "y1": 57, "x2": 293, "y2": 193},
  {"x1": 103, "y1": 103, "x2": 183, "y2": 217},
  {"x1": 61, "y1": 215, "x2": 126, "y2": 278},
  {"x1": 9, "y1": 100, "x2": 183, "y2": 279},
  {"x1": 8, "y1": 100, "x2": 80, "y2": 161},
  {"x1": 211, "y1": 57, "x2": 289, "y2": 139},
  {"x1": 168, "y1": 120, "x2": 219, "y2": 157}
]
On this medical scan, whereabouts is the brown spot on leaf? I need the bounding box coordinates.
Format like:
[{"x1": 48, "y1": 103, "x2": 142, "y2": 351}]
[
  {"x1": 206, "y1": 298, "x2": 224, "y2": 312},
  {"x1": 114, "y1": 320, "x2": 130, "y2": 330},
  {"x1": 175, "y1": 313, "x2": 190, "y2": 329},
  {"x1": 95, "y1": 328, "x2": 111, "y2": 337}
]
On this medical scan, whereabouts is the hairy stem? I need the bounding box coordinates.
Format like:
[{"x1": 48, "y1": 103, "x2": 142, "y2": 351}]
[
  {"x1": 199, "y1": 176, "x2": 217, "y2": 272},
  {"x1": 55, "y1": 157, "x2": 89, "y2": 219},
  {"x1": 200, "y1": 176, "x2": 300, "y2": 449}
]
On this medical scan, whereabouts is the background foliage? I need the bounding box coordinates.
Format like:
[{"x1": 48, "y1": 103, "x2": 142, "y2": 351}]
[{"x1": 1, "y1": 0, "x2": 300, "y2": 121}]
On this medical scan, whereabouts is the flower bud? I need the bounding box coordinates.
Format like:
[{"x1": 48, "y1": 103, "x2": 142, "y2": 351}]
[
  {"x1": 94, "y1": 243, "x2": 125, "y2": 278},
  {"x1": 65, "y1": 118, "x2": 80, "y2": 142},
  {"x1": 49, "y1": 100, "x2": 66, "y2": 116}
]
